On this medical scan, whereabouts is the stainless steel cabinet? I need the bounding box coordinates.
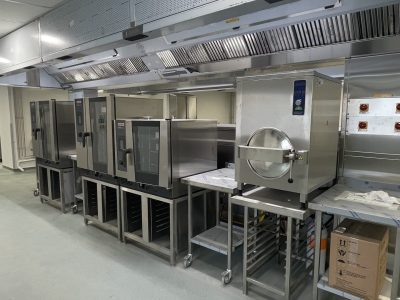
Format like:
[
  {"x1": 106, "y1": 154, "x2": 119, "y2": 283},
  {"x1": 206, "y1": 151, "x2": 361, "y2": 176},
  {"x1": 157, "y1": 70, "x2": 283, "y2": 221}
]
[
  {"x1": 115, "y1": 119, "x2": 217, "y2": 189},
  {"x1": 30, "y1": 100, "x2": 75, "y2": 164},
  {"x1": 75, "y1": 96, "x2": 115, "y2": 176}
]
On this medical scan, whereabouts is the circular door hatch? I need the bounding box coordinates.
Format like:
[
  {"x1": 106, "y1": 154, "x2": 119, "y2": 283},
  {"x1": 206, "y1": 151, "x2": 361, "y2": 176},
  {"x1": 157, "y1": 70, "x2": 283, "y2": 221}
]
[{"x1": 246, "y1": 127, "x2": 293, "y2": 179}]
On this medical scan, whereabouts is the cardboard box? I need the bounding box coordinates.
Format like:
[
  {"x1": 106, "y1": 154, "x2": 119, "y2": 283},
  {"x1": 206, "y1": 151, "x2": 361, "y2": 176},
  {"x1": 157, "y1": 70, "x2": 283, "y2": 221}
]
[{"x1": 329, "y1": 219, "x2": 389, "y2": 300}]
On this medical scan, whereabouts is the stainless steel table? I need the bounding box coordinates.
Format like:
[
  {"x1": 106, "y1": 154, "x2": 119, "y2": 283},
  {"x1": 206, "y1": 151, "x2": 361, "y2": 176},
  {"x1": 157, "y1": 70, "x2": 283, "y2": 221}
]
[
  {"x1": 230, "y1": 187, "x2": 314, "y2": 300},
  {"x1": 310, "y1": 183, "x2": 400, "y2": 300},
  {"x1": 181, "y1": 168, "x2": 244, "y2": 284}
]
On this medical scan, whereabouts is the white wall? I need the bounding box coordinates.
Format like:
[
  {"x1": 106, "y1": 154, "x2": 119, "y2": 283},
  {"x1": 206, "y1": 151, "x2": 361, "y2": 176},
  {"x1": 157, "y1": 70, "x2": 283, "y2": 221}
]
[
  {"x1": 116, "y1": 96, "x2": 164, "y2": 119},
  {"x1": 193, "y1": 91, "x2": 235, "y2": 124},
  {"x1": 0, "y1": 87, "x2": 16, "y2": 169}
]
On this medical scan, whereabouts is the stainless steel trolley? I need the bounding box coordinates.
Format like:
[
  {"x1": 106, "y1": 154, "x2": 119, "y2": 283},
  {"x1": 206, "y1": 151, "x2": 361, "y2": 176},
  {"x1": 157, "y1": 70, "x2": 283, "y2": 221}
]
[
  {"x1": 230, "y1": 187, "x2": 315, "y2": 300},
  {"x1": 182, "y1": 168, "x2": 244, "y2": 284}
]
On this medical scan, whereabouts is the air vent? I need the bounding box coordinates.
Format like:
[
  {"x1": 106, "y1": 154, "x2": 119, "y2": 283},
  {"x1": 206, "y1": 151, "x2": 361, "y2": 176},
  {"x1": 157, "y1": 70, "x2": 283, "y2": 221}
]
[
  {"x1": 53, "y1": 56, "x2": 149, "y2": 84},
  {"x1": 58, "y1": 55, "x2": 74, "y2": 61},
  {"x1": 157, "y1": 3, "x2": 400, "y2": 68}
]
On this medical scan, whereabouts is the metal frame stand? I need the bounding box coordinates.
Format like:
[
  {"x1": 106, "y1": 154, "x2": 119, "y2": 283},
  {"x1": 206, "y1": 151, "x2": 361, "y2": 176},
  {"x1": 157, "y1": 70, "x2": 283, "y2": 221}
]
[
  {"x1": 310, "y1": 183, "x2": 400, "y2": 300},
  {"x1": 231, "y1": 187, "x2": 313, "y2": 300},
  {"x1": 120, "y1": 186, "x2": 205, "y2": 265},
  {"x1": 181, "y1": 168, "x2": 244, "y2": 284},
  {"x1": 82, "y1": 176, "x2": 121, "y2": 240},
  {"x1": 68, "y1": 155, "x2": 83, "y2": 214},
  {"x1": 37, "y1": 162, "x2": 74, "y2": 213}
]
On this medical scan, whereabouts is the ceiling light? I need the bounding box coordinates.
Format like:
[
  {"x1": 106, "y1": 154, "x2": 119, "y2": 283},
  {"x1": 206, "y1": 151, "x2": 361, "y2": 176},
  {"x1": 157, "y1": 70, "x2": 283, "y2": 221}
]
[
  {"x1": 0, "y1": 57, "x2": 11, "y2": 64},
  {"x1": 41, "y1": 34, "x2": 64, "y2": 46}
]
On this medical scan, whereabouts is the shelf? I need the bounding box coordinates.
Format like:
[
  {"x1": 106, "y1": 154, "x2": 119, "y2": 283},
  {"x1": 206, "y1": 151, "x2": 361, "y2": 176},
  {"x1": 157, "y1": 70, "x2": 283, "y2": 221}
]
[
  {"x1": 191, "y1": 225, "x2": 244, "y2": 255},
  {"x1": 317, "y1": 271, "x2": 392, "y2": 300}
]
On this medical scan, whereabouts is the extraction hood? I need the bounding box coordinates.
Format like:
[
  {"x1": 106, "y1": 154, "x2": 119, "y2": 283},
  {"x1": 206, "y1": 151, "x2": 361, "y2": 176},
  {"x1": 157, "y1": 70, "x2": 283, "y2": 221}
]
[{"x1": 0, "y1": 0, "x2": 400, "y2": 89}]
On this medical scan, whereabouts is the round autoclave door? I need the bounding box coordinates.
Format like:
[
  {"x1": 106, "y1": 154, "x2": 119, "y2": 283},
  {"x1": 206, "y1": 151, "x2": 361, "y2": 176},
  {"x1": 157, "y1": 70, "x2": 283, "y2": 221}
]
[{"x1": 246, "y1": 128, "x2": 293, "y2": 179}]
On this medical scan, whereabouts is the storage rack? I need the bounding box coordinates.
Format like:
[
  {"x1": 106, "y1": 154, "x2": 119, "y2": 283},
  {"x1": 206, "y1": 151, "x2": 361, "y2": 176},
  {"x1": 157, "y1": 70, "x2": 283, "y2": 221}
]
[
  {"x1": 36, "y1": 161, "x2": 74, "y2": 213},
  {"x1": 82, "y1": 176, "x2": 121, "y2": 240},
  {"x1": 120, "y1": 186, "x2": 207, "y2": 265},
  {"x1": 310, "y1": 182, "x2": 400, "y2": 300},
  {"x1": 182, "y1": 168, "x2": 244, "y2": 284},
  {"x1": 230, "y1": 187, "x2": 314, "y2": 300}
]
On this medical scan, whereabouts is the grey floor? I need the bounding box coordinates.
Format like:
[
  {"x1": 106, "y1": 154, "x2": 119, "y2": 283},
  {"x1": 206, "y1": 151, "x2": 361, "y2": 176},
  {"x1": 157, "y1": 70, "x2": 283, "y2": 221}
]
[{"x1": 0, "y1": 166, "x2": 339, "y2": 300}]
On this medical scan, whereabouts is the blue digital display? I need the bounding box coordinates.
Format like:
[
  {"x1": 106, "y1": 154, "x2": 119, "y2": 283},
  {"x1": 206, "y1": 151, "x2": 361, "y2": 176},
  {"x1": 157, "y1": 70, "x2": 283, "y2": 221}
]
[{"x1": 292, "y1": 80, "x2": 306, "y2": 115}]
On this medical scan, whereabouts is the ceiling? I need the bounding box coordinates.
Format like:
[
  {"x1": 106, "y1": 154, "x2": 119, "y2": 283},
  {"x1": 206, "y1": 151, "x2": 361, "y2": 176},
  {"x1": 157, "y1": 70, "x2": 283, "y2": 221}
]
[{"x1": 0, "y1": 0, "x2": 66, "y2": 38}]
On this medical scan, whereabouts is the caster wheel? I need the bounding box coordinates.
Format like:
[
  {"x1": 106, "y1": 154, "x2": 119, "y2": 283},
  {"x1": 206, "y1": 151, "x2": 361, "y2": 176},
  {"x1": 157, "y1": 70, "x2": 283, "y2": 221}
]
[
  {"x1": 40, "y1": 198, "x2": 44, "y2": 204},
  {"x1": 221, "y1": 270, "x2": 232, "y2": 285},
  {"x1": 33, "y1": 189, "x2": 39, "y2": 197},
  {"x1": 72, "y1": 205, "x2": 78, "y2": 214},
  {"x1": 183, "y1": 254, "x2": 193, "y2": 268}
]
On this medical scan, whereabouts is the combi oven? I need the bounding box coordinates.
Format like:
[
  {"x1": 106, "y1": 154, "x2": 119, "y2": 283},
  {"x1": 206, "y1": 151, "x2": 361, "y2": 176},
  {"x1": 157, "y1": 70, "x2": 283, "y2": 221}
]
[
  {"x1": 75, "y1": 96, "x2": 116, "y2": 176},
  {"x1": 30, "y1": 99, "x2": 75, "y2": 166},
  {"x1": 114, "y1": 119, "x2": 217, "y2": 190}
]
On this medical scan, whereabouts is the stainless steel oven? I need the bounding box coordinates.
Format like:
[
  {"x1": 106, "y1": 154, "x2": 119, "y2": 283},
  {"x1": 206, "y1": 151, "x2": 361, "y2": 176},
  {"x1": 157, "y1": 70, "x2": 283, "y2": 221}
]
[
  {"x1": 75, "y1": 96, "x2": 115, "y2": 176},
  {"x1": 30, "y1": 99, "x2": 75, "y2": 165},
  {"x1": 114, "y1": 119, "x2": 217, "y2": 189},
  {"x1": 236, "y1": 71, "x2": 342, "y2": 203}
]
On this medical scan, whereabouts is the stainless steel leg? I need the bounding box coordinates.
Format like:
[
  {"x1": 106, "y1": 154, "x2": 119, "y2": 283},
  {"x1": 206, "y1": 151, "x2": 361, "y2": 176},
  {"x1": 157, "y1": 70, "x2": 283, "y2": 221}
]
[
  {"x1": 188, "y1": 185, "x2": 193, "y2": 253},
  {"x1": 222, "y1": 194, "x2": 233, "y2": 284},
  {"x1": 120, "y1": 190, "x2": 126, "y2": 243},
  {"x1": 285, "y1": 217, "x2": 293, "y2": 300},
  {"x1": 313, "y1": 211, "x2": 323, "y2": 300},
  {"x1": 243, "y1": 206, "x2": 249, "y2": 295},
  {"x1": 216, "y1": 191, "x2": 220, "y2": 226},
  {"x1": 60, "y1": 170, "x2": 66, "y2": 213},
  {"x1": 203, "y1": 192, "x2": 207, "y2": 230},
  {"x1": 117, "y1": 187, "x2": 122, "y2": 242},
  {"x1": 227, "y1": 194, "x2": 232, "y2": 270},
  {"x1": 184, "y1": 185, "x2": 193, "y2": 268},
  {"x1": 169, "y1": 201, "x2": 176, "y2": 266},
  {"x1": 391, "y1": 227, "x2": 400, "y2": 300}
]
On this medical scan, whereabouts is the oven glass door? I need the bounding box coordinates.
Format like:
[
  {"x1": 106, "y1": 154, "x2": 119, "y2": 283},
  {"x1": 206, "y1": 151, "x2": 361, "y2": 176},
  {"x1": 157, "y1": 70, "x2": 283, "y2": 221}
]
[
  {"x1": 132, "y1": 121, "x2": 160, "y2": 185},
  {"x1": 30, "y1": 102, "x2": 42, "y2": 158},
  {"x1": 89, "y1": 98, "x2": 108, "y2": 173},
  {"x1": 39, "y1": 101, "x2": 56, "y2": 161}
]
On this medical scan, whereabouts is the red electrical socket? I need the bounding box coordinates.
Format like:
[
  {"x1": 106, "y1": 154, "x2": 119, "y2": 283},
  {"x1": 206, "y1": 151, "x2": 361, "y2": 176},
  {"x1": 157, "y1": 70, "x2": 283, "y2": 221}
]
[
  {"x1": 358, "y1": 121, "x2": 368, "y2": 130},
  {"x1": 359, "y1": 103, "x2": 369, "y2": 113}
]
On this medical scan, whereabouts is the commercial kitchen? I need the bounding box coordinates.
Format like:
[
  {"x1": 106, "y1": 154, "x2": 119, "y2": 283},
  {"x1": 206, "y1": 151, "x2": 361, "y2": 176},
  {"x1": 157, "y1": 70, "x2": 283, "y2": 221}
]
[{"x1": 0, "y1": 0, "x2": 399, "y2": 299}]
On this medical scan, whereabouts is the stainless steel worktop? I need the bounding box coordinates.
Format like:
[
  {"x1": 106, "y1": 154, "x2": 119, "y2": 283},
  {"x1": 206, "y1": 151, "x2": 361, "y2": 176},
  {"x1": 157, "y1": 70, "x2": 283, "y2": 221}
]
[
  {"x1": 309, "y1": 183, "x2": 400, "y2": 227},
  {"x1": 181, "y1": 168, "x2": 237, "y2": 194}
]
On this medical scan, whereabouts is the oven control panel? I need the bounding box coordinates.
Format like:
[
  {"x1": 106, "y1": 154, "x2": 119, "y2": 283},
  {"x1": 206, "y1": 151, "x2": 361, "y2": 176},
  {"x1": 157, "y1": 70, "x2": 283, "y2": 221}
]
[
  {"x1": 115, "y1": 120, "x2": 127, "y2": 172},
  {"x1": 346, "y1": 98, "x2": 400, "y2": 135}
]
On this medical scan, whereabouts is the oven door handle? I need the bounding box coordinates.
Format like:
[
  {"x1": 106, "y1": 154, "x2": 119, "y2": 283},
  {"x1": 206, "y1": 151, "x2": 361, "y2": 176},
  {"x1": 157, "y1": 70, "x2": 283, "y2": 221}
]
[
  {"x1": 78, "y1": 132, "x2": 91, "y2": 148},
  {"x1": 33, "y1": 128, "x2": 41, "y2": 140},
  {"x1": 238, "y1": 146, "x2": 308, "y2": 164}
]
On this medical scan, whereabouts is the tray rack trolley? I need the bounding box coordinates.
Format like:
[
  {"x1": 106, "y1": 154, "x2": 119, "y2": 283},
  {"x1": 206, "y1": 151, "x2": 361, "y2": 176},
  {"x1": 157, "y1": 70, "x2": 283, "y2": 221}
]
[
  {"x1": 82, "y1": 176, "x2": 121, "y2": 240},
  {"x1": 230, "y1": 187, "x2": 317, "y2": 300},
  {"x1": 310, "y1": 183, "x2": 400, "y2": 300},
  {"x1": 120, "y1": 186, "x2": 207, "y2": 266},
  {"x1": 37, "y1": 161, "x2": 74, "y2": 213},
  {"x1": 182, "y1": 168, "x2": 244, "y2": 284}
]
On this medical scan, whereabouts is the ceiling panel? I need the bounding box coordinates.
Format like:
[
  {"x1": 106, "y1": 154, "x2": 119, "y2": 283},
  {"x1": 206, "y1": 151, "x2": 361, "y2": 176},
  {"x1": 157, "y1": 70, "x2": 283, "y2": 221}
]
[
  {"x1": 0, "y1": 0, "x2": 65, "y2": 37},
  {"x1": 0, "y1": 19, "x2": 24, "y2": 37}
]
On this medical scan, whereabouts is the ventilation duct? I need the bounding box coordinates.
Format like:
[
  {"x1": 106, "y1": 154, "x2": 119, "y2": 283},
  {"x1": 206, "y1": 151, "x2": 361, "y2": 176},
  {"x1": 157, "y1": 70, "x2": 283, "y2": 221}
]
[
  {"x1": 155, "y1": 3, "x2": 400, "y2": 68},
  {"x1": 53, "y1": 57, "x2": 149, "y2": 84}
]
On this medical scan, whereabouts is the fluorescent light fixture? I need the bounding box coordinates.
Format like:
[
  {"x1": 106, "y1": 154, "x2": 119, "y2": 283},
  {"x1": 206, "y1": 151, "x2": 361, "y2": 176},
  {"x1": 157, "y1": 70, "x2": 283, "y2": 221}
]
[
  {"x1": 0, "y1": 57, "x2": 11, "y2": 64},
  {"x1": 41, "y1": 34, "x2": 64, "y2": 46}
]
